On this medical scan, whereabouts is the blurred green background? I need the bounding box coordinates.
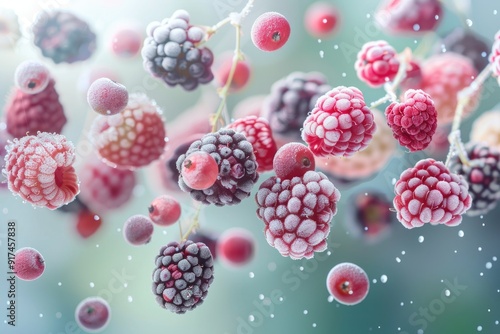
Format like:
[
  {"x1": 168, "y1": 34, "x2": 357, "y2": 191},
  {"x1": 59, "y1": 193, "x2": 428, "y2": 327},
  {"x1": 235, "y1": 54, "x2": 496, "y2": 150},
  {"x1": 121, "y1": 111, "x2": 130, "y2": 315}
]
[{"x1": 1, "y1": 0, "x2": 499, "y2": 333}]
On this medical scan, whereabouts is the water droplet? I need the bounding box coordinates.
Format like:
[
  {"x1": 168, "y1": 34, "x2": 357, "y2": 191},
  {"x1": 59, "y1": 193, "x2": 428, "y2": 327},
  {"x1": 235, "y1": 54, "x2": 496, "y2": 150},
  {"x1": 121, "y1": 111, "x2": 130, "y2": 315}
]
[
  {"x1": 396, "y1": 257, "x2": 401, "y2": 263},
  {"x1": 39, "y1": 314, "x2": 43, "y2": 318},
  {"x1": 372, "y1": 279, "x2": 378, "y2": 284},
  {"x1": 327, "y1": 295, "x2": 334, "y2": 302},
  {"x1": 317, "y1": 39, "x2": 322, "y2": 44},
  {"x1": 392, "y1": 178, "x2": 397, "y2": 185},
  {"x1": 312, "y1": 323, "x2": 317, "y2": 328},
  {"x1": 493, "y1": 256, "x2": 497, "y2": 261},
  {"x1": 299, "y1": 266, "x2": 304, "y2": 271},
  {"x1": 478, "y1": 247, "x2": 482, "y2": 251},
  {"x1": 494, "y1": 9, "x2": 498, "y2": 15},
  {"x1": 466, "y1": 19, "x2": 473, "y2": 26},
  {"x1": 249, "y1": 315, "x2": 255, "y2": 322},
  {"x1": 480, "y1": 272, "x2": 484, "y2": 276},
  {"x1": 401, "y1": 251, "x2": 406, "y2": 255},
  {"x1": 117, "y1": 228, "x2": 121, "y2": 232},
  {"x1": 303, "y1": 310, "x2": 308, "y2": 315},
  {"x1": 413, "y1": 24, "x2": 420, "y2": 31},
  {"x1": 366, "y1": 13, "x2": 371, "y2": 18},
  {"x1": 495, "y1": 320, "x2": 499, "y2": 325},
  {"x1": 58, "y1": 282, "x2": 62, "y2": 286},
  {"x1": 249, "y1": 272, "x2": 255, "y2": 278},
  {"x1": 327, "y1": 251, "x2": 331, "y2": 256},
  {"x1": 334, "y1": 44, "x2": 339, "y2": 50},
  {"x1": 400, "y1": 302, "x2": 404, "y2": 306},
  {"x1": 279, "y1": 297, "x2": 284, "y2": 302},
  {"x1": 417, "y1": 329, "x2": 424, "y2": 334},
  {"x1": 128, "y1": 296, "x2": 133, "y2": 302},
  {"x1": 458, "y1": 230, "x2": 464, "y2": 237},
  {"x1": 381, "y1": 275, "x2": 388, "y2": 283},
  {"x1": 435, "y1": 15, "x2": 439, "y2": 20},
  {"x1": 123, "y1": 283, "x2": 128, "y2": 288},
  {"x1": 477, "y1": 325, "x2": 482, "y2": 331},
  {"x1": 319, "y1": 50, "x2": 324, "y2": 58},
  {"x1": 445, "y1": 289, "x2": 450, "y2": 297},
  {"x1": 128, "y1": 255, "x2": 132, "y2": 261},
  {"x1": 418, "y1": 236, "x2": 424, "y2": 243},
  {"x1": 270, "y1": 314, "x2": 275, "y2": 318},
  {"x1": 90, "y1": 282, "x2": 95, "y2": 288},
  {"x1": 259, "y1": 294, "x2": 264, "y2": 300},
  {"x1": 342, "y1": 73, "x2": 346, "y2": 77}
]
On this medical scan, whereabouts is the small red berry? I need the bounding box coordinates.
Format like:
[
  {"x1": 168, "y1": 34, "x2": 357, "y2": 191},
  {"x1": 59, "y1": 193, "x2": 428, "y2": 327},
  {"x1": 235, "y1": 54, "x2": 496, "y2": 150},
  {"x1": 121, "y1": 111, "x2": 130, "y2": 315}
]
[
  {"x1": 181, "y1": 151, "x2": 219, "y2": 190},
  {"x1": 217, "y1": 228, "x2": 255, "y2": 266},
  {"x1": 326, "y1": 262, "x2": 369, "y2": 306},
  {"x1": 148, "y1": 195, "x2": 181, "y2": 226},
  {"x1": 273, "y1": 142, "x2": 315, "y2": 180},
  {"x1": 214, "y1": 52, "x2": 251, "y2": 92},
  {"x1": 75, "y1": 297, "x2": 111, "y2": 332},
  {"x1": 123, "y1": 215, "x2": 154, "y2": 246},
  {"x1": 87, "y1": 77, "x2": 129, "y2": 116},
  {"x1": 14, "y1": 60, "x2": 50, "y2": 94},
  {"x1": 304, "y1": 2, "x2": 339, "y2": 38},
  {"x1": 251, "y1": 12, "x2": 291, "y2": 52},
  {"x1": 14, "y1": 247, "x2": 45, "y2": 281},
  {"x1": 76, "y1": 210, "x2": 102, "y2": 239}
]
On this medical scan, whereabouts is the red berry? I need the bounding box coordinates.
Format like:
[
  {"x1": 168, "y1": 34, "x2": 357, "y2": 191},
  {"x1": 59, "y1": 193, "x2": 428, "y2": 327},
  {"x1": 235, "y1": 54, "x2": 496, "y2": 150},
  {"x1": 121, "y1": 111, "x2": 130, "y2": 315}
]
[
  {"x1": 14, "y1": 247, "x2": 45, "y2": 281},
  {"x1": 302, "y1": 86, "x2": 376, "y2": 157},
  {"x1": 394, "y1": 158, "x2": 472, "y2": 229},
  {"x1": 385, "y1": 89, "x2": 437, "y2": 152},
  {"x1": 490, "y1": 30, "x2": 500, "y2": 77},
  {"x1": 181, "y1": 151, "x2": 219, "y2": 190},
  {"x1": 227, "y1": 116, "x2": 278, "y2": 172},
  {"x1": 304, "y1": 2, "x2": 339, "y2": 38},
  {"x1": 110, "y1": 24, "x2": 142, "y2": 58},
  {"x1": 400, "y1": 59, "x2": 423, "y2": 91},
  {"x1": 148, "y1": 195, "x2": 181, "y2": 226},
  {"x1": 76, "y1": 210, "x2": 102, "y2": 239},
  {"x1": 326, "y1": 262, "x2": 369, "y2": 306},
  {"x1": 14, "y1": 60, "x2": 50, "y2": 94},
  {"x1": 251, "y1": 12, "x2": 291, "y2": 52},
  {"x1": 355, "y1": 40, "x2": 400, "y2": 87},
  {"x1": 75, "y1": 297, "x2": 111, "y2": 332},
  {"x1": 214, "y1": 52, "x2": 251, "y2": 92},
  {"x1": 123, "y1": 215, "x2": 154, "y2": 246},
  {"x1": 4, "y1": 132, "x2": 79, "y2": 210},
  {"x1": 87, "y1": 77, "x2": 129, "y2": 116},
  {"x1": 273, "y1": 142, "x2": 315, "y2": 179},
  {"x1": 217, "y1": 228, "x2": 255, "y2": 266}
]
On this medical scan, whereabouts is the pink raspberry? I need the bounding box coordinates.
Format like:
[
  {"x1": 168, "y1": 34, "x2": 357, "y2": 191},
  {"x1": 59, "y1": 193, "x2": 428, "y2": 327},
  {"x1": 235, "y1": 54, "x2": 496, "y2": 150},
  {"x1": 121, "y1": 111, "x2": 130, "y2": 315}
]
[
  {"x1": 420, "y1": 53, "x2": 479, "y2": 124},
  {"x1": 3, "y1": 132, "x2": 79, "y2": 210},
  {"x1": 385, "y1": 89, "x2": 437, "y2": 152},
  {"x1": 255, "y1": 170, "x2": 341, "y2": 260},
  {"x1": 490, "y1": 30, "x2": 500, "y2": 77},
  {"x1": 90, "y1": 93, "x2": 167, "y2": 169},
  {"x1": 301, "y1": 86, "x2": 376, "y2": 157},
  {"x1": 4, "y1": 78, "x2": 66, "y2": 138},
  {"x1": 78, "y1": 155, "x2": 136, "y2": 212},
  {"x1": 227, "y1": 116, "x2": 278, "y2": 172},
  {"x1": 355, "y1": 40, "x2": 400, "y2": 87},
  {"x1": 393, "y1": 158, "x2": 472, "y2": 229}
]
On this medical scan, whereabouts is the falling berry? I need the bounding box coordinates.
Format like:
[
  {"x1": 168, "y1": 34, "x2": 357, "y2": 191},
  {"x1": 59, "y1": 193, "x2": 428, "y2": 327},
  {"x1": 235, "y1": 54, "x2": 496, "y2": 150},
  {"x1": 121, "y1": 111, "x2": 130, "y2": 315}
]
[
  {"x1": 14, "y1": 247, "x2": 45, "y2": 281},
  {"x1": 87, "y1": 78, "x2": 129, "y2": 116},
  {"x1": 75, "y1": 297, "x2": 111, "y2": 333},
  {"x1": 355, "y1": 40, "x2": 400, "y2": 87},
  {"x1": 273, "y1": 142, "x2": 315, "y2": 180},
  {"x1": 109, "y1": 24, "x2": 142, "y2": 58},
  {"x1": 148, "y1": 195, "x2": 182, "y2": 226},
  {"x1": 123, "y1": 215, "x2": 154, "y2": 246},
  {"x1": 76, "y1": 209, "x2": 103, "y2": 239},
  {"x1": 217, "y1": 228, "x2": 255, "y2": 266},
  {"x1": 326, "y1": 262, "x2": 369, "y2": 306},
  {"x1": 304, "y1": 2, "x2": 339, "y2": 38},
  {"x1": 14, "y1": 60, "x2": 50, "y2": 95},
  {"x1": 251, "y1": 12, "x2": 291, "y2": 52}
]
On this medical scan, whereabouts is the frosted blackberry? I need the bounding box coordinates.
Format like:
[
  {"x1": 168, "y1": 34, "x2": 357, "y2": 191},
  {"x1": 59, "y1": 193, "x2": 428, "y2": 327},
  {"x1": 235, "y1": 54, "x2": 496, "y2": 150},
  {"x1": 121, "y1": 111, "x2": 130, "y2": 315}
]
[
  {"x1": 142, "y1": 10, "x2": 214, "y2": 91},
  {"x1": 152, "y1": 240, "x2": 214, "y2": 314},
  {"x1": 262, "y1": 72, "x2": 331, "y2": 143},
  {"x1": 32, "y1": 10, "x2": 96, "y2": 64},
  {"x1": 176, "y1": 129, "x2": 259, "y2": 206},
  {"x1": 449, "y1": 143, "x2": 500, "y2": 216}
]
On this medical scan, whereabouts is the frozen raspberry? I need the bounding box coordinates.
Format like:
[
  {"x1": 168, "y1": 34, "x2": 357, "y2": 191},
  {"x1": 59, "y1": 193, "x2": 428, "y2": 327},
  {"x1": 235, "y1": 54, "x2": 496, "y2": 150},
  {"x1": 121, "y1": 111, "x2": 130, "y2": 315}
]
[
  {"x1": 470, "y1": 108, "x2": 500, "y2": 151},
  {"x1": 4, "y1": 132, "x2": 79, "y2": 210},
  {"x1": 176, "y1": 129, "x2": 259, "y2": 206},
  {"x1": 109, "y1": 24, "x2": 143, "y2": 58},
  {"x1": 251, "y1": 12, "x2": 291, "y2": 52},
  {"x1": 273, "y1": 142, "x2": 315, "y2": 179},
  {"x1": 180, "y1": 151, "x2": 219, "y2": 190},
  {"x1": 90, "y1": 93, "x2": 167, "y2": 169},
  {"x1": 262, "y1": 72, "x2": 331, "y2": 144},
  {"x1": 326, "y1": 262, "x2": 369, "y2": 306},
  {"x1": 420, "y1": 53, "x2": 479, "y2": 124},
  {"x1": 214, "y1": 52, "x2": 251, "y2": 92},
  {"x1": 393, "y1": 158, "x2": 472, "y2": 229},
  {"x1": 152, "y1": 240, "x2": 214, "y2": 314},
  {"x1": 385, "y1": 89, "x2": 437, "y2": 152},
  {"x1": 355, "y1": 40, "x2": 400, "y2": 87},
  {"x1": 0, "y1": 124, "x2": 12, "y2": 189},
  {"x1": 449, "y1": 143, "x2": 500, "y2": 216},
  {"x1": 302, "y1": 86, "x2": 376, "y2": 157},
  {"x1": 0, "y1": 8, "x2": 21, "y2": 48},
  {"x1": 142, "y1": 10, "x2": 214, "y2": 91},
  {"x1": 4, "y1": 79, "x2": 66, "y2": 139},
  {"x1": 375, "y1": 0, "x2": 442, "y2": 35},
  {"x1": 227, "y1": 116, "x2": 278, "y2": 172},
  {"x1": 14, "y1": 247, "x2": 45, "y2": 281},
  {"x1": 14, "y1": 60, "x2": 50, "y2": 95},
  {"x1": 433, "y1": 27, "x2": 491, "y2": 72},
  {"x1": 304, "y1": 2, "x2": 339, "y2": 38},
  {"x1": 491, "y1": 30, "x2": 500, "y2": 77},
  {"x1": 316, "y1": 109, "x2": 395, "y2": 180},
  {"x1": 75, "y1": 209, "x2": 102, "y2": 239},
  {"x1": 255, "y1": 170, "x2": 341, "y2": 260},
  {"x1": 75, "y1": 297, "x2": 111, "y2": 332},
  {"x1": 32, "y1": 10, "x2": 96, "y2": 64},
  {"x1": 78, "y1": 155, "x2": 136, "y2": 212},
  {"x1": 148, "y1": 195, "x2": 181, "y2": 226},
  {"x1": 123, "y1": 215, "x2": 154, "y2": 246},
  {"x1": 87, "y1": 78, "x2": 129, "y2": 116}
]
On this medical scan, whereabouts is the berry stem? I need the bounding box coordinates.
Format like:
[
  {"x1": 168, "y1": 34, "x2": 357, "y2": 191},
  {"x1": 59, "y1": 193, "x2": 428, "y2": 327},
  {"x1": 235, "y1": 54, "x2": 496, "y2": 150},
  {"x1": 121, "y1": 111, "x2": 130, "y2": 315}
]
[
  {"x1": 178, "y1": 219, "x2": 184, "y2": 240},
  {"x1": 181, "y1": 204, "x2": 202, "y2": 241}
]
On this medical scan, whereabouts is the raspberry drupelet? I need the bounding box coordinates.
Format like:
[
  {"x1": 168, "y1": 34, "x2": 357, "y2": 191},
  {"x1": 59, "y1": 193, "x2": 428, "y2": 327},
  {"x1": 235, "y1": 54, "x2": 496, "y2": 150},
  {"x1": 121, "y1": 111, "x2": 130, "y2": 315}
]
[
  {"x1": 355, "y1": 40, "x2": 400, "y2": 87},
  {"x1": 393, "y1": 158, "x2": 472, "y2": 229},
  {"x1": 3, "y1": 132, "x2": 79, "y2": 210},
  {"x1": 301, "y1": 86, "x2": 376, "y2": 157},
  {"x1": 385, "y1": 89, "x2": 437, "y2": 152},
  {"x1": 176, "y1": 129, "x2": 259, "y2": 206},
  {"x1": 152, "y1": 240, "x2": 214, "y2": 314},
  {"x1": 255, "y1": 170, "x2": 341, "y2": 260}
]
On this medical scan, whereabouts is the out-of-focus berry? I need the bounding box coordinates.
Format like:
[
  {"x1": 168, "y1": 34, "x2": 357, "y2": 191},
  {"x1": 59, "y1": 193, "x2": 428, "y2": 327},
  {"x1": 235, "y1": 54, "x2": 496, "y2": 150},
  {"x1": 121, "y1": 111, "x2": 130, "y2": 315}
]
[
  {"x1": 251, "y1": 12, "x2": 291, "y2": 52},
  {"x1": 14, "y1": 60, "x2": 50, "y2": 95},
  {"x1": 0, "y1": 8, "x2": 21, "y2": 48},
  {"x1": 75, "y1": 297, "x2": 111, "y2": 333},
  {"x1": 470, "y1": 108, "x2": 500, "y2": 151},
  {"x1": 87, "y1": 78, "x2": 129, "y2": 116},
  {"x1": 355, "y1": 40, "x2": 400, "y2": 87},
  {"x1": 109, "y1": 24, "x2": 143, "y2": 58},
  {"x1": 304, "y1": 2, "x2": 339, "y2": 38},
  {"x1": 76, "y1": 209, "x2": 102, "y2": 239},
  {"x1": 214, "y1": 52, "x2": 251, "y2": 92},
  {"x1": 217, "y1": 228, "x2": 255, "y2": 266}
]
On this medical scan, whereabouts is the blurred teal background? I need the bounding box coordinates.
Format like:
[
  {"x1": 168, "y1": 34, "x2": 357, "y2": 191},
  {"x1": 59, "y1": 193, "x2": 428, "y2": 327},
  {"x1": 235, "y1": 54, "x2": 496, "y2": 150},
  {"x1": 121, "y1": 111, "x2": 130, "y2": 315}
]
[{"x1": 1, "y1": 0, "x2": 499, "y2": 333}]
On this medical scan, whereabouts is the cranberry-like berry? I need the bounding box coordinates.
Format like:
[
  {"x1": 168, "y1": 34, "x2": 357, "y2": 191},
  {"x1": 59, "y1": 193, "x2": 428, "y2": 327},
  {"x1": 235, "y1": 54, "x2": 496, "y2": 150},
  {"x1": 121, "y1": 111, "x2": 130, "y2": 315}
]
[
  {"x1": 273, "y1": 142, "x2": 315, "y2": 180},
  {"x1": 123, "y1": 215, "x2": 154, "y2": 246},
  {"x1": 76, "y1": 209, "x2": 102, "y2": 239},
  {"x1": 326, "y1": 262, "x2": 369, "y2": 306},
  {"x1": 148, "y1": 195, "x2": 182, "y2": 226},
  {"x1": 251, "y1": 12, "x2": 291, "y2": 52},
  {"x1": 214, "y1": 52, "x2": 251, "y2": 92},
  {"x1": 87, "y1": 78, "x2": 129, "y2": 116},
  {"x1": 181, "y1": 151, "x2": 219, "y2": 190},
  {"x1": 14, "y1": 60, "x2": 50, "y2": 94},
  {"x1": 14, "y1": 247, "x2": 45, "y2": 281},
  {"x1": 75, "y1": 297, "x2": 111, "y2": 333},
  {"x1": 217, "y1": 228, "x2": 255, "y2": 266},
  {"x1": 355, "y1": 40, "x2": 400, "y2": 87},
  {"x1": 304, "y1": 2, "x2": 339, "y2": 38}
]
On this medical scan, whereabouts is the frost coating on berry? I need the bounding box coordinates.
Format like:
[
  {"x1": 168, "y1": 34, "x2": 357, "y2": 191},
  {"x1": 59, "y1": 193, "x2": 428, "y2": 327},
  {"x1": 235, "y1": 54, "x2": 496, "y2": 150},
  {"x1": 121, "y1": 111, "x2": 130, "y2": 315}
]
[
  {"x1": 90, "y1": 93, "x2": 167, "y2": 169},
  {"x1": 385, "y1": 89, "x2": 437, "y2": 151},
  {"x1": 326, "y1": 262, "x2": 369, "y2": 306},
  {"x1": 5, "y1": 79, "x2": 66, "y2": 138},
  {"x1": 14, "y1": 247, "x2": 45, "y2": 281},
  {"x1": 255, "y1": 170, "x2": 340, "y2": 260},
  {"x1": 470, "y1": 109, "x2": 500, "y2": 151},
  {"x1": 181, "y1": 151, "x2": 219, "y2": 190},
  {"x1": 14, "y1": 60, "x2": 50, "y2": 95},
  {"x1": 251, "y1": 12, "x2": 291, "y2": 52},
  {"x1": 227, "y1": 116, "x2": 278, "y2": 172},
  {"x1": 123, "y1": 215, "x2": 154, "y2": 245},
  {"x1": 490, "y1": 30, "x2": 500, "y2": 77},
  {"x1": 176, "y1": 129, "x2": 259, "y2": 206},
  {"x1": 302, "y1": 86, "x2": 376, "y2": 157},
  {"x1": 87, "y1": 78, "x2": 129, "y2": 115},
  {"x1": 449, "y1": 143, "x2": 500, "y2": 216},
  {"x1": 152, "y1": 240, "x2": 214, "y2": 314},
  {"x1": 355, "y1": 40, "x2": 400, "y2": 87},
  {"x1": 273, "y1": 142, "x2": 315, "y2": 179},
  {"x1": 4, "y1": 132, "x2": 79, "y2": 210},
  {"x1": 75, "y1": 297, "x2": 111, "y2": 332},
  {"x1": 393, "y1": 158, "x2": 472, "y2": 229},
  {"x1": 149, "y1": 195, "x2": 181, "y2": 226}
]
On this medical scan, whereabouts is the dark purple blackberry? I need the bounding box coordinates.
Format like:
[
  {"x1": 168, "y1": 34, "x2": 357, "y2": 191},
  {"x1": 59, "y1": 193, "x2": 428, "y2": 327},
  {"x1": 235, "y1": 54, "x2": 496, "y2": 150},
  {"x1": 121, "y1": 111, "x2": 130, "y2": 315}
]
[
  {"x1": 189, "y1": 230, "x2": 218, "y2": 260},
  {"x1": 449, "y1": 142, "x2": 500, "y2": 216},
  {"x1": 141, "y1": 10, "x2": 214, "y2": 91},
  {"x1": 433, "y1": 28, "x2": 491, "y2": 72},
  {"x1": 32, "y1": 11, "x2": 96, "y2": 64},
  {"x1": 262, "y1": 72, "x2": 331, "y2": 143},
  {"x1": 176, "y1": 129, "x2": 259, "y2": 206},
  {"x1": 152, "y1": 240, "x2": 214, "y2": 314}
]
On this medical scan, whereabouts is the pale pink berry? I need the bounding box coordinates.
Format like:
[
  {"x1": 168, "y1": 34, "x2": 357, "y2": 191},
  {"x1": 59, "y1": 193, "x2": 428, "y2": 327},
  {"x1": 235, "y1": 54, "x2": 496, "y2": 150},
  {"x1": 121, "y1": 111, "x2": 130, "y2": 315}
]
[
  {"x1": 87, "y1": 77, "x2": 129, "y2": 115},
  {"x1": 251, "y1": 12, "x2": 291, "y2": 52},
  {"x1": 355, "y1": 40, "x2": 400, "y2": 87},
  {"x1": 304, "y1": 2, "x2": 339, "y2": 38},
  {"x1": 180, "y1": 151, "x2": 219, "y2": 190},
  {"x1": 273, "y1": 142, "x2": 315, "y2": 179},
  {"x1": 148, "y1": 195, "x2": 181, "y2": 226},
  {"x1": 14, "y1": 60, "x2": 50, "y2": 94},
  {"x1": 110, "y1": 24, "x2": 142, "y2": 58},
  {"x1": 123, "y1": 214, "x2": 154, "y2": 246},
  {"x1": 14, "y1": 247, "x2": 45, "y2": 281},
  {"x1": 75, "y1": 297, "x2": 111, "y2": 332}
]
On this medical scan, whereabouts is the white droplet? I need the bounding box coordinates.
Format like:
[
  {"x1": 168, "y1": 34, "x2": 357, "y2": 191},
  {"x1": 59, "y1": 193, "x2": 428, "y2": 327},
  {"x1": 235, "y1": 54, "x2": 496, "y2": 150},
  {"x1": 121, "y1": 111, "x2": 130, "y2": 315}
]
[
  {"x1": 392, "y1": 178, "x2": 397, "y2": 185},
  {"x1": 299, "y1": 266, "x2": 304, "y2": 271},
  {"x1": 249, "y1": 315, "x2": 255, "y2": 322},
  {"x1": 413, "y1": 24, "x2": 420, "y2": 31},
  {"x1": 259, "y1": 294, "x2": 264, "y2": 300},
  {"x1": 58, "y1": 282, "x2": 62, "y2": 286},
  {"x1": 401, "y1": 251, "x2": 406, "y2": 255},
  {"x1": 312, "y1": 323, "x2": 317, "y2": 328},
  {"x1": 279, "y1": 297, "x2": 284, "y2": 302},
  {"x1": 303, "y1": 310, "x2": 308, "y2": 315},
  {"x1": 270, "y1": 314, "x2": 275, "y2": 318},
  {"x1": 418, "y1": 236, "x2": 424, "y2": 243},
  {"x1": 380, "y1": 275, "x2": 388, "y2": 283},
  {"x1": 318, "y1": 39, "x2": 322, "y2": 44},
  {"x1": 249, "y1": 272, "x2": 255, "y2": 278},
  {"x1": 39, "y1": 314, "x2": 43, "y2": 318},
  {"x1": 400, "y1": 302, "x2": 404, "y2": 306},
  {"x1": 435, "y1": 15, "x2": 440, "y2": 20},
  {"x1": 117, "y1": 228, "x2": 121, "y2": 232},
  {"x1": 493, "y1": 256, "x2": 497, "y2": 261},
  {"x1": 327, "y1": 295, "x2": 334, "y2": 302},
  {"x1": 477, "y1": 325, "x2": 482, "y2": 331},
  {"x1": 478, "y1": 247, "x2": 482, "y2": 251},
  {"x1": 96, "y1": 244, "x2": 99, "y2": 248},
  {"x1": 123, "y1": 283, "x2": 128, "y2": 288},
  {"x1": 494, "y1": 9, "x2": 498, "y2": 15},
  {"x1": 445, "y1": 289, "x2": 451, "y2": 297},
  {"x1": 466, "y1": 19, "x2": 473, "y2": 26},
  {"x1": 128, "y1": 296, "x2": 133, "y2": 302},
  {"x1": 372, "y1": 279, "x2": 378, "y2": 284},
  {"x1": 319, "y1": 50, "x2": 324, "y2": 58},
  {"x1": 128, "y1": 255, "x2": 132, "y2": 261},
  {"x1": 334, "y1": 45, "x2": 339, "y2": 50},
  {"x1": 480, "y1": 272, "x2": 484, "y2": 276},
  {"x1": 90, "y1": 282, "x2": 95, "y2": 288},
  {"x1": 458, "y1": 230, "x2": 464, "y2": 237},
  {"x1": 417, "y1": 330, "x2": 424, "y2": 334},
  {"x1": 342, "y1": 72, "x2": 346, "y2": 77},
  {"x1": 366, "y1": 13, "x2": 371, "y2": 18},
  {"x1": 396, "y1": 257, "x2": 401, "y2": 263}
]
